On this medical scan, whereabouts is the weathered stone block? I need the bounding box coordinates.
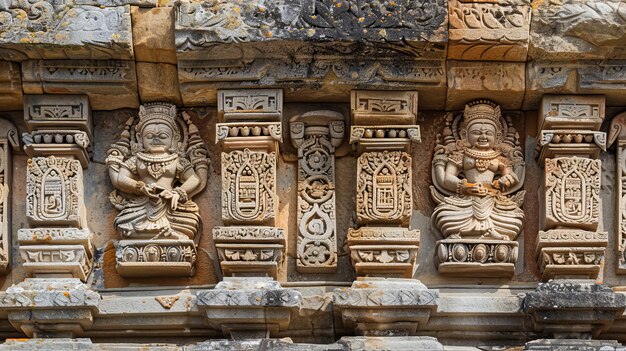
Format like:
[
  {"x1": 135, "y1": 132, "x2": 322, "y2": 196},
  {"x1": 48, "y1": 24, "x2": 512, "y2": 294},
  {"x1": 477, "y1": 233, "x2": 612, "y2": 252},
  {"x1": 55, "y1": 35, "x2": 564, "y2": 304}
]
[
  {"x1": 334, "y1": 278, "x2": 438, "y2": 336},
  {"x1": 131, "y1": 6, "x2": 177, "y2": 64},
  {"x1": 136, "y1": 62, "x2": 182, "y2": 105},
  {"x1": 351, "y1": 90, "x2": 417, "y2": 126},
  {"x1": 446, "y1": 61, "x2": 525, "y2": 110},
  {"x1": 448, "y1": 0, "x2": 531, "y2": 61},
  {"x1": 523, "y1": 280, "x2": 626, "y2": 339},
  {"x1": 525, "y1": 339, "x2": 626, "y2": 351},
  {"x1": 0, "y1": 278, "x2": 100, "y2": 337},
  {"x1": 22, "y1": 60, "x2": 139, "y2": 110},
  {"x1": 196, "y1": 278, "x2": 302, "y2": 339},
  {"x1": 529, "y1": 0, "x2": 626, "y2": 60},
  {"x1": 0, "y1": 61, "x2": 22, "y2": 111},
  {"x1": 524, "y1": 60, "x2": 626, "y2": 109},
  {"x1": 0, "y1": 4, "x2": 133, "y2": 61}
]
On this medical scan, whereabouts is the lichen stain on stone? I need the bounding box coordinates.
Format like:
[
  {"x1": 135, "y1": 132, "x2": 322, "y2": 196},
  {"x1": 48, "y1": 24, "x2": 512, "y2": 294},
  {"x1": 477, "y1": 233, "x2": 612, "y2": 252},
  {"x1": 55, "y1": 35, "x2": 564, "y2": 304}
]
[{"x1": 531, "y1": 0, "x2": 546, "y2": 10}]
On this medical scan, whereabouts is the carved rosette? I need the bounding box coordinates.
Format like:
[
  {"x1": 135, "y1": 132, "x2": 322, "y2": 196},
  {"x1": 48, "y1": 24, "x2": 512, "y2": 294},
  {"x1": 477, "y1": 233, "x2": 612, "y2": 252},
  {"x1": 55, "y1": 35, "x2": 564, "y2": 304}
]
[
  {"x1": 536, "y1": 95, "x2": 607, "y2": 280},
  {"x1": 291, "y1": 113, "x2": 344, "y2": 273}
]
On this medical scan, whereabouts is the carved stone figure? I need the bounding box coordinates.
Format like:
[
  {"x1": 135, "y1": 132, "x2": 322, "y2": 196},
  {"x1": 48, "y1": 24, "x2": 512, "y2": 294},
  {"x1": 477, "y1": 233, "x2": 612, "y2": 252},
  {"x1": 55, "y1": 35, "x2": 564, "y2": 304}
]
[
  {"x1": 431, "y1": 100, "x2": 525, "y2": 276},
  {"x1": 106, "y1": 102, "x2": 208, "y2": 277},
  {"x1": 432, "y1": 100, "x2": 525, "y2": 240}
]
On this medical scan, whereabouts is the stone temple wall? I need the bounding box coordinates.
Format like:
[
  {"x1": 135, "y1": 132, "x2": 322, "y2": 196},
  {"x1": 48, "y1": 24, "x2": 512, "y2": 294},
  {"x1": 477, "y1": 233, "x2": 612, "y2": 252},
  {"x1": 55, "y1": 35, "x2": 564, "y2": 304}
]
[{"x1": 0, "y1": 0, "x2": 623, "y2": 350}]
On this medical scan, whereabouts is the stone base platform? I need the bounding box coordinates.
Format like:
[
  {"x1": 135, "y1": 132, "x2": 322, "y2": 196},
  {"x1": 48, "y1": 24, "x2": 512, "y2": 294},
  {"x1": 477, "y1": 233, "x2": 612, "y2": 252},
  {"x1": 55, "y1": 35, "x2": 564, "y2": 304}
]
[
  {"x1": 436, "y1": 239, "x2": 518, "y2": 277},
  {"x1": 115, "y1": 239, "x2": 197, "y2": 278}
]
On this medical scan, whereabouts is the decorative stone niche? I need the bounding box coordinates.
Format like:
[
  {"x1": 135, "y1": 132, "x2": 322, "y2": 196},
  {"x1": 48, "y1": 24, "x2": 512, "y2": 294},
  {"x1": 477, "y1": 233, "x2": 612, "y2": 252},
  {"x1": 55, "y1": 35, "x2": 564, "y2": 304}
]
[
  {"x1": 290, "y1": 110, "x2": 344, "y2": 273},
  {"x1": 431, "y1": 100, "x2": 525, "y2": 277},
  {"x1": 535, "y1": 95, "x2": 607, "y2": 280},
  {"x1": 213, "y1": 89, "x2": 285, "y2": 279},
  {"x1": 106, "y1": 102, "x2": 209, "y2": 278},
  {"x1": 348, "y1": 90, "x2": 421, "y2": 279}
]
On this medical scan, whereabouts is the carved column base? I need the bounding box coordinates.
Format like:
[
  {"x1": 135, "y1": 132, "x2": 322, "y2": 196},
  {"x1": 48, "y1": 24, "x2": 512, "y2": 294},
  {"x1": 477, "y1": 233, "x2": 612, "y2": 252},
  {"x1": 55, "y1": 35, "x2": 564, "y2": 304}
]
[
  {"x1": 196, "y1": 277, "x2": 301, "y2": 340},
  {"x1": 347, "y1": 227, "x2": 420, "y2": 278},
  {"x1": 435, "y1": 239, "x2": 518, "y2": 277},
  {"x1": 17, "y1": 228, "x2": 93, "y2": 281},
  {"x1": 333, "y1": 278, "x2": 438, "y2": 336},
  {"x1": 523, "y1": 280, "x2": 626, "y2": 339},
  {"x1": 116, "y1": 239, "x2": 197, "y2": 278},
  {"x1": 213, "y1": 226, "x2": 285, "y2": 279},
  {"x1": 0, "y1": 278, "x2": 100, "y2": 337},
  {"x1": 536, "y1": 229, "x2": 608, "y2": 280}
]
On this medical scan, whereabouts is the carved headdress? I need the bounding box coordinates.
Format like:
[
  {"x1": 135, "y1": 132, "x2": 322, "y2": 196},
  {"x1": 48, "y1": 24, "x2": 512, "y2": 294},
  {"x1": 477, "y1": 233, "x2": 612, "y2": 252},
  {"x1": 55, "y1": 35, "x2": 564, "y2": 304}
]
[
  {"x1": 463, "y1": 100, "x2": 502, "y2": 131},
  {"x1": 135, "y1": 103, "x2": 181, "y2": 142}
]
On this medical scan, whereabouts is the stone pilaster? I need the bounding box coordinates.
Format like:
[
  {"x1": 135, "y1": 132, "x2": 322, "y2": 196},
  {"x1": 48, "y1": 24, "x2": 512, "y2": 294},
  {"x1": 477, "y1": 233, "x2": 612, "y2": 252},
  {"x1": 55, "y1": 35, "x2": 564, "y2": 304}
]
[
  {"x1": 347, "y1": 90, "x2": 421, "y2": 279},
  {"x1": 608, "y1": 112, "x2": 626, "y2": 274},
  {"x1": 20, "y1": 94, "x2": 94, "y2": 282},
  {"x1": 535, "y1": 95, "x2": 607, "y2": 280},
  {"x1": 0, "y1": 119, "x2": 18, "y2": 274},
  {"x1": 214, "y1": 89, "x2": 285, "y2": 279},
  {"x1": 290, "y1": 111, "x2": 344, "y2": 273}
]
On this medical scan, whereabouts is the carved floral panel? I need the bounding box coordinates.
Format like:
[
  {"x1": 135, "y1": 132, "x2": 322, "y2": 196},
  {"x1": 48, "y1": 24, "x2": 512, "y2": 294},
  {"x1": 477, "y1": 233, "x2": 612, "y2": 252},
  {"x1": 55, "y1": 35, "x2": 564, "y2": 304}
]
[
  {"x1": 295, "y1": 129, "x2": 339, "y2": 272},
  {"x1": 544, "y1": 157, "x2": 600, "y2": 230},
  {"x1": 26, "y1": 156, "x2": 84, "y2": 228},
  {"x1": 356, "y1": 151, "x2": 412, "y2": 225},
  {"x1": 221, "y1": 149, "x2": 276, "y2": 224}
]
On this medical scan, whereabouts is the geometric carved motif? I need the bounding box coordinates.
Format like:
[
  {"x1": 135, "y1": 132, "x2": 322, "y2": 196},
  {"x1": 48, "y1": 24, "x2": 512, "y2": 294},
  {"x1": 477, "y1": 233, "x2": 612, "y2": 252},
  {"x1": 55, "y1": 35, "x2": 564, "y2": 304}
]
[
  {"x1": 544, "y1": 157, "x2": 600, "y2": 231},
  {"x1": 356, "y1": 151, "x2": 411, "y2": 225},
  {"x1": 291, "y1": 118, "x2": 344, "y2": 272},
  {"x1": 221, "y1": 149, "x2": 276, "y2": 224},
  {"x1": 26, "y1": 156, "x2": 84, "y2": 228}
]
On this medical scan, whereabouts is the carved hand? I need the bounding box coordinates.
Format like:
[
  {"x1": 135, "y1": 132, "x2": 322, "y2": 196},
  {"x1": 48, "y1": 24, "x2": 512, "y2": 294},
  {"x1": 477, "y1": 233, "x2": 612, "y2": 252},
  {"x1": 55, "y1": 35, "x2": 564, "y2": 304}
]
[
  {"x1": 464, "y1": 182, "x2": 488, "y2": 196},
  {"x1": 159, "y1": 189, "x2": 180, "y2": 210},
  {"x1": 494, "y1": 174, "x2": 518, "y2": 190}
]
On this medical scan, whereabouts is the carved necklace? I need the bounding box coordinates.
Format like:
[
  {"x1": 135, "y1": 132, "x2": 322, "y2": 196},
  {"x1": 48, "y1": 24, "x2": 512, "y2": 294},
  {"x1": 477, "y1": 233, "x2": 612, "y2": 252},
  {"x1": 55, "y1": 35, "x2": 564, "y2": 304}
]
[
  {"x1": 464, "y1": 148, "x2": 500, "y2": 172},
  {"x1": 137, "y1": 152, "x2": 178, "y2": 179}
]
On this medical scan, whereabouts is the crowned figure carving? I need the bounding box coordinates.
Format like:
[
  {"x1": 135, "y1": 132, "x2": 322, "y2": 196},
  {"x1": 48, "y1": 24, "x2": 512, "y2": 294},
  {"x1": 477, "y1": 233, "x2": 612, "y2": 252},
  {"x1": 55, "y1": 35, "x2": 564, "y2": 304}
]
[
  {"x1": 106, "y1": 103, "x2": 209, "y2": 241},
  {"x1": 431, "y1": 100, "x2": 525, "y2": 244},
  {"x1": 431, "y1": 100, "x2": 525, "y2": 276}
]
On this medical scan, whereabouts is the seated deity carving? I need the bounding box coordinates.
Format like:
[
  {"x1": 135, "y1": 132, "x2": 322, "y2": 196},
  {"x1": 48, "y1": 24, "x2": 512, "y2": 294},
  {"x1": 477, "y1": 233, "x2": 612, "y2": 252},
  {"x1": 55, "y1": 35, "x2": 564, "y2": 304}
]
[
  {"x1": 431, "y1": 100, "x2": 525, "y2": 241},
  {"x1": 106, "y1": 103, "x2": 209, "y2": 240}
]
